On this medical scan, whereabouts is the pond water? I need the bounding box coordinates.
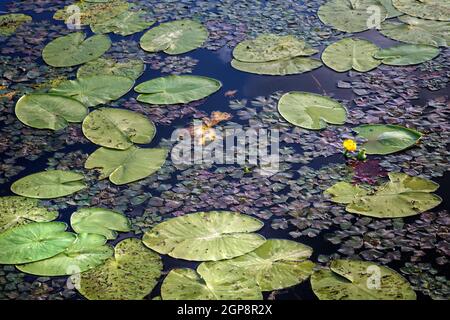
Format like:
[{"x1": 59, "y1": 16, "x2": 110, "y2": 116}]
[{"x1": 0, "y1": 0, "x2": 449, "y2": 300}]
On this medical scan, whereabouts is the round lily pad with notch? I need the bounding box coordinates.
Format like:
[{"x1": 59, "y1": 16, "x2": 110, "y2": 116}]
[
  {"x1": 278, "y1": 91, "x2": 347, "y2": 130},
  {"x1": 11, "y1": 170, "x2": 87, "y2": 199},
  {"x1": 91, "y1": 10, "x2": 155, "y2": 36},
  {"x1": 135, "y1": 75, "x2": 221, "y2": 105},
  {"x1": 0, "y1": 196, "x2": 58, "y2": 233},
  {"x1": 50, "y1": 75, "x2": 134, "y2": 107},
  {"x1": 322, "y1": 38, "x2": 381, "y2": 72},
  {"x1": 77, "y1": 238, "x2": 162, "y2": 300},
  {"x1": 85, "y1": 146, "x2": 168, "y2": 185},
  {"x1": 0, "y1": 14, "x2": 32, "y2": 36},
  {"x1": 76, "y1": 58, "x2": 145, "y2": 80},
  {"x1": 82, "y1": 108, "x2": 156, "y2": 150},
  {"x1": 373, "y1": 44, "x2": 440, "y2": 66},
  {"x1": 0, "y1": 222, "x2": 76, "y2": 264},
  {"x1": 15, "y1": 94, "x2": 88, "y2": 131},
  {"x1": 16, "y1": 233, "x2": 113, "y2": 276},
  {"x1": 354, "y1": 124, "x2": 422, "y2": 154},
  {"x1": 140, "y1": 19, "x2": 208, "y2": 55},
  {"x1": 231, "y1": 57, "x2": 322, "y2": 75},
  {"x1": 311, "y1": 259, "x2": 416, "y2": 300},
  {"x1": 71, "y1": 207, "x2": 131, "y2": 240},
  {"x1": 392, "y1": 0, "x2": 450, "y2": 21},
  {"x1": 43, "y1": 32, "x2": 111, "y2": 67},
  {"x1": 142, "y1": 211, "x2": 266, "y2": 261}
]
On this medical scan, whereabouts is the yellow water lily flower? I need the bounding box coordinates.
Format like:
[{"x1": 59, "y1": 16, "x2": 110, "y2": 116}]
[{"x1": 343, "y1": 139, "x2": 357, "y2": 152}]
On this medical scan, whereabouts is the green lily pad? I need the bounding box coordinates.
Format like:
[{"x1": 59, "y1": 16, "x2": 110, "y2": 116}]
[
  {"x1": 377, "y1": 0, "x2": 403, "y2": 18},
  {"x1": 135, "y1": 75, "x2": 221, "y2": 105},
  {"x1": 318, "y1": 0, "x2": 387, "y2": 33},
  {"x1": 161, "y1": 264, "x2": 263, "y2": 300},
  {"x1": 43, "y1": 32, "x2": 111, "y2": 68},
  {"x1": 11, "y1": 170, "x2": 87, "y2": 199},
  {"x1": 0, "y1": 196, "x2": 58, "y2": 233},
  {"x1": 373, "y1": 44, "x2": 440, "y2": 65},
  {"x1": 142, "y1": 211, "x2": 266, "y2": 261},
  {"x1": 325, "y1": 173, "x2": 442, "y2": 218},
  {"x1": 78, "y1": 238, "x2": 162, "y2": 300},
  {"x1": 71, "y1": 208, "x2": 131, "y2": 240},
  {"x1": 0, "y1": 14, "x2": 32, "y2": 36},
  {"x1": 311, "y1": 260, "x2": 417, "y2": 300},
  {"x1": 231, "y1": 57, "x2": 322, "y2": 75},
  {"x1": 233, "y1": 34, "x2": 318, "y2": 62},
  {"x1": 380, "y1": 16, "x2": 450, "y2": 47},
  {"x1": 0, "y1": 222, "x2": 76, "y2": 264},
  {"x1": 91, "y1": 10, "x2": 155, "y2": 36},
  {"x1": 392, "y1": 0, "x2": 450, "y2": 21},
  {"x1": 16, "y1": 233, "x2": 113, "y2": 276},
  {"x1": 82, "y1": 108, "x2": 155, "y2": 149},
  {"x1": 322, "y1": 38, "x2": 381, "y2": 72},
  {"x1": 85, "y1": 146, "x2": 168, "y2": 185},
  {"x1": 278, "y1": 91, "x2": 347, "y2": 130},
  {"x1": 203, "y1": 239, "x2": 315, "y2": 291},
  {"x1": 15, "y1": 94, "x2": 88, "y2": 131},
  {"x1": 354, "y1": 124, "x2": 422, "y2": 154},
  {"x1": 76, "y1": 58, "x2": 145, "y2": 80},
  {"x1": 50, "y1": 75, "x2": 134, "y2": 107},
  {"x1": 140, "y1": 19, "x2": 208, "y2": 55}
]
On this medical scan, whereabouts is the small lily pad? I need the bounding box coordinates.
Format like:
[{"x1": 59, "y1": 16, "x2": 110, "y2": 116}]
[
  {"x1": 373, "y1": 44, "x2": 440, "y2": 66},
  {"x1": 0, "y1": 14, "x2": 32, "y2": 36},
  {"x1": 76, "y1": 58, "x2": 145, "y2": 80}
]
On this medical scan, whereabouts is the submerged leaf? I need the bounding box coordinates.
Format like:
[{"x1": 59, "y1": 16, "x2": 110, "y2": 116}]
[
  {"x1": 0, "y1": 14, "x2": 32, "y2": 36},
  {"x1": 91, "y1": 10, "x2": 155, "y2": 36},
  {"x1": 231, "y1": 57, "x2": 322, "y2": 75},
  {"x1": 76, "y1": 58, "x2": 144, "y2": 80},
  {"x1": 373, "y1": 44, "x2": 440, "y2": 66}
]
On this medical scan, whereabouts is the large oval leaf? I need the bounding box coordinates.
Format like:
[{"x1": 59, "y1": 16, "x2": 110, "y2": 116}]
[
  {"x1": 43, "y1": 33, "x2": 111, "y2": 67},
  {"x1": 0, "y1": 196, "x2": 58, "y2": 233},
  {"x1": 392, "y1": 0, "x2": 450, "y2": 22},
  {"x1": 135, "y1": 75, "x2": 221, "y2": 105},
  {"x1": 11, "y1": 170, "x2": 87, "y2": 199},
  {"x1": 77, "y1": 238, "x2": 162, "y2": 300},
  {"x1": 85, "y1": 146, "x2": 168, "y2": 185},
  {"x1": 278, "y1": 92, "x2": 347, "y2": 130},
  {"x1": 203, "y1": 239, "x2": 315, "y2": 291},
  {"x1": 16, "y1": 233, "x2": 113, "y2": 276},
  {"x1": 322, "y1": 38, "x2": 381, "y2": 72},
  {"x1": 50, "y1": 75, "x2": 134, "y2": 107},
  {"x1": 318, "y1": 0, "x2": 387, "y2": 33},
  {"x1": 311, "y1": 260, "x2": 416, "y2": 300},
  {"x1": 71, "y1": 207, "x2": 131, "y2": 240},
  {"x1": 15, "y1": 94, "x2": 88, "y2": 131},
  {"x1": 0, "y1": 222, "x2": 76, "y2": 264},
  {"x1": 325, "y1": 173, "x2": 442, "y2": 218},
  {"x1": 82, "y1": 108, "x2": 156, "y2": 149},
  {"x1": 354, "y1": 124, "x2": 422, "y2": 154},
  {"x1": 142, "y1": 211, "x2": 265, "y2": 261},
  {"x1": 140, "y1": 19, "x2": 208, "y2": 55},
  {"x1": 231, "y1": 57, "x2": 322, "y2": 75},
  {"x1": 0, "y1": 14, "x2": 32, "y2": 36},
  {"x1": 91, "y1": 10, "x2": 155, "y2": 36},
  {"x1": 161, "y1": 264, "x2": 263, "y2": 300},
  {"x1": 373, "y1": 44, "x2": 440, "y2": 66},
  {"x1": 76, "y1": 58, "x2": 144, "y2": 80}
]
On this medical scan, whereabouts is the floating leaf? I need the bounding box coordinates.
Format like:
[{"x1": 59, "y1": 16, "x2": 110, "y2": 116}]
[
  {"x1": 0, "y1": 196, "x2": 58, "y2": 233},
  {"x1": 11, "y1": 170, "x2": 86, "y2": 199},
  {"x1": 43, "y1": 33, "x2": 111, "y2": 68},
  {"x1": 203, "y1": 239, "x2": 315, "y2": 291},
  {"x1": 142, "y1": 211, "x2": 265, "y2": 261},
  {"x1": 0, "y1": 14, "x2": 32, "y2": 36},
  {"x1": 278, "y1": 92, "x2": 347, "y2": 130},
  {"x1": 354, "y1": 124, "x2": 422, "y2": 154},
  {"x1": 85, "y1": 146, "x2": 167, "y2": 185},
  {"x1": 78, "y1": 238, "x2": 162, "y2": 300},
  {"x1": 373, "y1": 44, "x2": 440, "y2": 66},
  {"x1": 380, "y1": 16, "x2": 450, "y2": 47},
  {"x1": 318, "y1": 0, "x2": 387, "y2": 33},
  {"x1": 377, "y1": 0, "x2": 403, "y2": 18},
  {"x1": 161, "y1": 264, "x2": 263, "y2": 300},
  {"x1": 140, "y1": 19, "x2": 208, "y2": 55},
  {"x1": 15, "y1": 94, "x2": 88, "y2": 131},
  {"x1": 325, "y1": 173, "x2": 442, "y2": 218},
  {"x1": 16, "y1": 233, "x2": 113, "y2": 276},
  {"x1": 76, "y1": 58, "x2": 144, "y2": 80},
  {"x1": 311, "y1": 260, "x2": 417, "y2": 300},
  {"x1": 71, "y1": 208, "x2": 131, "y2": 240},
  {"x1": 91, "y1": 10, "x2": 155, "y2": 36},
  {"x1": 82, "y1": 108, "x2": 155, "y2": 149},
  {"x1": 231, "y1": 57, "x2": 322, "y2": 75},
  {"x1": 135, "y1": 75, "x2": 221, "y2": 105},
  {"x1": 50, "y1": 75, "x2": 133, "y2": 107},
  {"x1": 392, "y1": 0, "x2": 450, "y2": 21},
  {"x1": 0, "y1": 222, "x2": 76, "y2": 264},
  {"x1": 322, "y1": 38, "x2": 381, "y2": 72}
]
